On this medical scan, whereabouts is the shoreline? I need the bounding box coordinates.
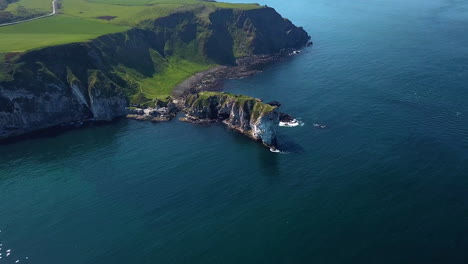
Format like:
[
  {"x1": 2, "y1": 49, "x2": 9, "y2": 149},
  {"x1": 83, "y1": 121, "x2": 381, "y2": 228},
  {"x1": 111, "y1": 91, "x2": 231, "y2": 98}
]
[
  {"x1": 126, "y1": 47, "x2": 309, "y2": 123},
  {"x1": 0, "y1": 47, "x2": 310, "y2": 145},
  {"x1": 172, "y1": 47, "x2": 309, "y2": 97}
]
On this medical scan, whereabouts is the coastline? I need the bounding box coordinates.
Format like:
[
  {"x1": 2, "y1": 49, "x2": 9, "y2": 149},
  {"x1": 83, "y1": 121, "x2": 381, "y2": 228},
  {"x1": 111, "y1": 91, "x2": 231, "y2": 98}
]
[
  {"x1": 0, "y1": 5, "x2": 312, "y2": 144},
  {"x1": 0, "y1": 47, "x2": 310, "y2": 145},
  {"x1": 172, "y1": 48, "x2": 310, "y2": 97}
]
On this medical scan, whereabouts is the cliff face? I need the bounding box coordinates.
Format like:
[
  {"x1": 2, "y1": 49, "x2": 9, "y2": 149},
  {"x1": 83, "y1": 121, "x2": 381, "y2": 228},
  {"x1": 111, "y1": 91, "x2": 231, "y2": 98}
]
[
  {"x1": 184, "y1": 92, "x2": 279, "y2": 147},
  {"x1": 0, "y1": 7, "x2": 310, "y2": 141}
]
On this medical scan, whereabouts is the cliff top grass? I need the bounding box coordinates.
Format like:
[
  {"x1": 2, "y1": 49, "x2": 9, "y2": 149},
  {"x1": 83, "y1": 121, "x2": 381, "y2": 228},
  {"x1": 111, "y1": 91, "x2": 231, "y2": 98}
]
[
  {"x1": 193, "y1": 92, "x2": 278, "y2": 116},
  {"x1": 0, "y1": 15, "x2": 128, "y2": 53},
  {"x1": 198, "y1": 91, "x2": 257, "y2": 102},
  {"x1": 0, "y1": 0, "x2": 261, "y2": 54}
]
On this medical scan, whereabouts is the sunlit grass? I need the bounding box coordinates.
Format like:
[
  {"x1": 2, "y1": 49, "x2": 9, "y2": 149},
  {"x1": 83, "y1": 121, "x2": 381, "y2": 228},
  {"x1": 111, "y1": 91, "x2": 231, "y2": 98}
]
[
  {"x1": 139, "y1": 58, "x2": 213, "y2": 98},
  {"x1": 0, "y1": 15, "x2": 128, "y2": 53}
]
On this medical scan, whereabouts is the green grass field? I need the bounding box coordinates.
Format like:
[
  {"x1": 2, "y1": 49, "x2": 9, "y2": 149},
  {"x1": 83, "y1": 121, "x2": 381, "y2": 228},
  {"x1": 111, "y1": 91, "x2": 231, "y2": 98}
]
[
  {"x1": 0, "y1": 15, "x2": 128, "y2": 53},
  {"x1": 0, "y1": 0, "x2": 260, "y2": 53},
  {"x1": 5, "y1": 0, "x2": 52, "y2": 13}
]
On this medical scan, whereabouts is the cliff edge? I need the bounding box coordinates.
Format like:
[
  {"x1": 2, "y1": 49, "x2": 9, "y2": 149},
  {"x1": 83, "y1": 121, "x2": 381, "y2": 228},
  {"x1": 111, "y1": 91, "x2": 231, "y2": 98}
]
[{"x1": 183, "y1": 92, "x2": 279, "y2": 148}]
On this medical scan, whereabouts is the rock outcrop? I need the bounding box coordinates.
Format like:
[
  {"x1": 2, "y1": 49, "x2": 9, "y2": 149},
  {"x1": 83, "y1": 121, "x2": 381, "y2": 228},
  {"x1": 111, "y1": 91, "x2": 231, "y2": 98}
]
[
  {"x1": 0, "y1": 6, "x2": 310, "y2": 142},
  {"x1": 182, "y1": 92, "x2": 279, "y2": 148},
  {"x1": 126, "y1": 97, "x2": 179, "y2": 122}
]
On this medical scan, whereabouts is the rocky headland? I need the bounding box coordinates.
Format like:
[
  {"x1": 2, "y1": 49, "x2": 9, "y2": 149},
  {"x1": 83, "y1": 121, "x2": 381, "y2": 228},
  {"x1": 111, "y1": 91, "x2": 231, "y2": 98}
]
[{"x1": 181, "y1": 92, "x2": 279, "y2": 148}]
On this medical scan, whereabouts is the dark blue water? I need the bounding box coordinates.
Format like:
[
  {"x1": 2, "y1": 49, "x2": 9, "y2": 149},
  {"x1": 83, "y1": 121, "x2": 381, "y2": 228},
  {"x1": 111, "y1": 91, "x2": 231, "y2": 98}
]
[{"x1": 1, "y1": 0, "x2": 468, "y2": 263}]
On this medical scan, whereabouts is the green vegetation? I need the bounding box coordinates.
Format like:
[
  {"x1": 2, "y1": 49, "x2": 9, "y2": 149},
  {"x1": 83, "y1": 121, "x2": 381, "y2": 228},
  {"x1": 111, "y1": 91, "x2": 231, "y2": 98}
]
[
  {"x1": 59, "y1": 0, "x2": 186, "y2": 25},
  {"x1": 5, "y1": 0, "x2": 51, "y2": 13},
  {"x1": 138, "y1": 59, "x2": 213, "y2": 99},
  {"x1": 189, "y1": 91, "x2": 277, "y2": 119},
  {"x1": 0, "y1": 0, "x2": 260, "y2": 53},
  {"x1": 1, "y1": 0, "x2": 50, "y2": 24},
  {"x1": 0, "y1": 0, "x2": 272, "y2": 104},
  {"x1": 252, "y1": 99, "x2": 276, "y2": 120},
  {"x1": 114, "y1": 53, "x2": 214, "y2": 104},
  {"x1": 196, "y1": 91, "x2": 257, "y2": 104},
  {"x1": 0, "y1": 0, "x2": 262, "y2": 99},
  {"x1": 0, "y1": 15, "x2": 128, "y2": 53}
]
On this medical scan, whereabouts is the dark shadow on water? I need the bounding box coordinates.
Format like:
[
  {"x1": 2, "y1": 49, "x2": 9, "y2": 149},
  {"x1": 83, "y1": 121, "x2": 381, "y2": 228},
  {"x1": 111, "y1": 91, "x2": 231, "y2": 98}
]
[
  {"x1": 0, "y1": 119, "x2": 128, "y2": 167},
  {"x1": 259, "y1": 150, "x2": 281, "y2": 179},
  {"x1": 0, "y1": 119, "x2": 123, "y2": 146},
  {"x1": 276, "y1": 134, "x2": 305, "y2": 153}
]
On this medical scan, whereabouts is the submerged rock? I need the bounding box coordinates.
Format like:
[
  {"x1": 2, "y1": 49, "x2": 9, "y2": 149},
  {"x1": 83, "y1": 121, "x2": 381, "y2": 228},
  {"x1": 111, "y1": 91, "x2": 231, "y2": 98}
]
[
  {"x1": 280, "y1": 113, "x2": 295, "y2": 122},
  {"x1": 267, "y1": 101, "x2": 282, "y2": 107},
  {"x1": 279, "y1": 113, "x2": 300, "y2": 127}
]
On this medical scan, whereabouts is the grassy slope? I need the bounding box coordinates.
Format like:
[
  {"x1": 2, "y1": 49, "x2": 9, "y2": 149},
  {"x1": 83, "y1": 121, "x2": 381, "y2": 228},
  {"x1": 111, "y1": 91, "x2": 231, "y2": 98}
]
[
  {"x1": 5, "y1": 0, "x2": 52, "y2": 13},
  {"x1": 139, "y1": 59, "x2": 214, "y2": 99},
  {"x1": 0, "y1": 0, "x2": 261, "y2": 100},
  {"x1": 0, "y1": 0, "x2": 260, "y2": 52},
  {"x1": 0, "y1": 15, "x2": 128, "y2": 53},
  {"x1": 0, "y1": 0, "x2": 260, "y2": 53}
]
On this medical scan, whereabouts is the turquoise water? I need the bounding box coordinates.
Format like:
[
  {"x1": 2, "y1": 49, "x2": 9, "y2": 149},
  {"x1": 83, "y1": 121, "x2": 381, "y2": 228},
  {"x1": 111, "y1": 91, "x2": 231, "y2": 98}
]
[{"x1": 1, "y1": 0, "x2": 468, "y2": 263}]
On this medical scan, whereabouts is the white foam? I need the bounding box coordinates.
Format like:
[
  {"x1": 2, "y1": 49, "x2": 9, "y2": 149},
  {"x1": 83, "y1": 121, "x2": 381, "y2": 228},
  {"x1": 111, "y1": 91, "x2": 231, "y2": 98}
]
[
  {"x1": 269, "y1": 148, "x2": 290, "y2": 154},
  {"x1": 313, "y1": 123, "x2": 327, "y2": 129},
  {"x1": 279, "y1": 119, "x2": 303, "y2": 127},
  {"x1": 270, "y1": 148, "x2": 281, "y2": 153}
]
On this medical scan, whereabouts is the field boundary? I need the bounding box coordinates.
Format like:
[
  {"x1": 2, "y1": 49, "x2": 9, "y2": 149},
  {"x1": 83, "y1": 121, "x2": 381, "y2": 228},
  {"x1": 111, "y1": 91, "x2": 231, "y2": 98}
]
[{"x1": 0, "y1": 0, "x2": 57, "y2": 27}]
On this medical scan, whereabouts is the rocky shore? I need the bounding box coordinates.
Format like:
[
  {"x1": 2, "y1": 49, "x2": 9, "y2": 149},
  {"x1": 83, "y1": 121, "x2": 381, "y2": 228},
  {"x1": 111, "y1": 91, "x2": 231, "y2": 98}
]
[
  {"x1": 125, "y1": 98, "x2": 179, "y2": 122},
  {"x1": 172, "y1": 47, "x2": 311, "y2": 97}
]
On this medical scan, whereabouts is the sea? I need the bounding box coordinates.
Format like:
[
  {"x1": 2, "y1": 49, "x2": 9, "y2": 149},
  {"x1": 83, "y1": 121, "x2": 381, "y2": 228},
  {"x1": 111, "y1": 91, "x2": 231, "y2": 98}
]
[{"x1": 0, "y1": 0, "x2": 467, "y2": 263}]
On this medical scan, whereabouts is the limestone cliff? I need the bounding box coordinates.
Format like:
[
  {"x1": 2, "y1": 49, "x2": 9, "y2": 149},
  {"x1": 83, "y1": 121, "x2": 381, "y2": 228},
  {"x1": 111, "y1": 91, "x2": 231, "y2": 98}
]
[
  {"x1": 0, "y1": 7, "x2": 310, "y2": 141},
  {"x1": 183, "y1": 92, "x2": 279, "y2": 148}
]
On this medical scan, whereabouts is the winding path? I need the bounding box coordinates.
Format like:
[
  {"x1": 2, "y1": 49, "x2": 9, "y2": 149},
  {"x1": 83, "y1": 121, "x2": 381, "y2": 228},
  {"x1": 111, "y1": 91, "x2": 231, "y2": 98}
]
[{"x1": 0, "y1": 0, "x2": 57, "y2": 27}]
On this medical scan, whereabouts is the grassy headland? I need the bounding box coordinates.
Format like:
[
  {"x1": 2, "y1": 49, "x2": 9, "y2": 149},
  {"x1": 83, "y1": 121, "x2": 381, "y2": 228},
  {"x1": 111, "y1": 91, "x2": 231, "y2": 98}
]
[
  {"x1": 0, "y1": 0, "x2": 310, "y2": 116},
  {"x1": 186, "y1": 91, "x2": 278, "y2": 120},
  {"x1": 0, "y1": 0, "x2": 261, "y2": 100}
]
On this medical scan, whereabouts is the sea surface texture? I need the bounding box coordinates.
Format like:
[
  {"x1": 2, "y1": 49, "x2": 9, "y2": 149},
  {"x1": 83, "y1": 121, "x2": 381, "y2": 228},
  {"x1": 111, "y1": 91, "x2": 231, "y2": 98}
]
[{"x1": 1, "y1": 0, "x2": 468, "y2": 263}]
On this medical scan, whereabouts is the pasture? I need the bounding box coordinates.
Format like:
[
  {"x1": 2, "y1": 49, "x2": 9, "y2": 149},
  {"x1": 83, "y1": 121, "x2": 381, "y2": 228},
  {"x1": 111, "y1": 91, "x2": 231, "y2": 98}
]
[
  {"x1": 0, "y1": 0, "x2": 260, "y2": 53},
  {"x1": 0, "y1": 15, "x2": 128, "y2": 53}
]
